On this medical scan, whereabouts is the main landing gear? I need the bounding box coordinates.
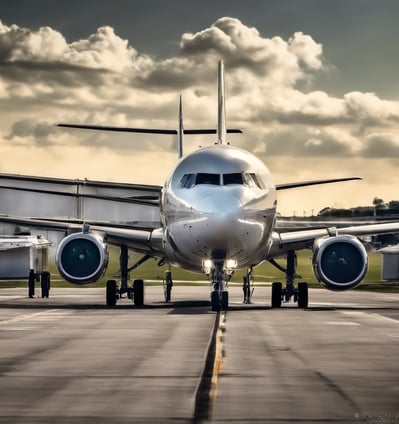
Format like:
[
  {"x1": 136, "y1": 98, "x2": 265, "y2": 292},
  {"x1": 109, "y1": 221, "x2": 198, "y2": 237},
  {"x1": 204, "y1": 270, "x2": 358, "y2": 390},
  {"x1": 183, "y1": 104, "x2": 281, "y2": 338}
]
[
  {"x1": 242, "y1": 268, "x2": 254, "y2": 304},
  {"x1": 105, "y1": 245, "x2": 147, "y2": 307},
  {"x1": 269, "y1": 251, "x2": 308, "y2": 309},
  {"x1": 163, "y1": 269, "x2": 173, "y2": 303},
  {"x1": 28, "y1": 269, "x2": 51, "y2": 299},
  {"x1": 210, "y1": 261, "x2": 229, "y2": 311}
]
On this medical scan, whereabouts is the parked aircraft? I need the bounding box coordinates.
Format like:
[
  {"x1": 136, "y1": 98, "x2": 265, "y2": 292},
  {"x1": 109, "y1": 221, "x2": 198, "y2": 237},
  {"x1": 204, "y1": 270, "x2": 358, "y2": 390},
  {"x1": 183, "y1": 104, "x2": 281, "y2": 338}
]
[{"x1": 1, "y1": 61, "x2": 399, "y2": 310}]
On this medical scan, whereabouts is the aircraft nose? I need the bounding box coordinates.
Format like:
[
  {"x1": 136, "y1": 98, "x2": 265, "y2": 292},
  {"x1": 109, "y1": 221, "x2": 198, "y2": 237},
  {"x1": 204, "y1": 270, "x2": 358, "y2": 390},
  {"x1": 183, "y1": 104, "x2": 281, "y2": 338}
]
[{"x1": 197, "y1": 192, "x2": 245, "y2": 220}]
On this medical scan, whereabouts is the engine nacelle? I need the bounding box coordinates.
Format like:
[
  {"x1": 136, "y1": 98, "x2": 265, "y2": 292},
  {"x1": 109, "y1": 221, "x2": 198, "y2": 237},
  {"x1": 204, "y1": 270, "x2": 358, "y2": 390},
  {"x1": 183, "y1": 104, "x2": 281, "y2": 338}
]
[
  {"x1": 56, "y1": 232, "x2": 108, "y2": 284},
  {"x1": 312, "y1": 235, "x2": 368, "y2": 291}
]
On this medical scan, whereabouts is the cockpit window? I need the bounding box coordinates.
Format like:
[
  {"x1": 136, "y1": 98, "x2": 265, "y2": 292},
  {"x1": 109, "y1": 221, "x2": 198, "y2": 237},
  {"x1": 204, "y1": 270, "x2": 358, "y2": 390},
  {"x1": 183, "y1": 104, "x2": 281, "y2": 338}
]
[
  {"x1": 244, "y1": 173, "x2": 266, "y2": 189},
  {"x1": 179, "y1": 173, "x2": 196, "y2": 188},
  {"x1": 196, "y1": 173, "x2": 220, "y2": 185},
  {"x1": 223, "y1": 173, "x2": 244, "y2": 185},
  {"x1": 179, "y1": 172, "x2": 266, "y2": 189}
]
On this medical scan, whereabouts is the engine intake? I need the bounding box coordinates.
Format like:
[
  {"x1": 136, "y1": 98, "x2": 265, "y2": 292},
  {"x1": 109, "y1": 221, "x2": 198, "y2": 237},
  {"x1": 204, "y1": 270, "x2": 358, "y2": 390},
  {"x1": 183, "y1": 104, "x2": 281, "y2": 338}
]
[
  {"x1": 312, "y1": 235, "x2": 368, "y2": 291},
  {"x1": 56, "y1": 232, "x2": 108, "y2": 284}
]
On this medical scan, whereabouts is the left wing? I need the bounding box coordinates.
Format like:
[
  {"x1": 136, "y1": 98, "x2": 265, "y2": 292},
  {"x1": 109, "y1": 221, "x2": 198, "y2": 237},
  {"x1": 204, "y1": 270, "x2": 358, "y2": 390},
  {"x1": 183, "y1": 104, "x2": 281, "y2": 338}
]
[
  {"x1": 276, "y1": 176, "x2": 362, "y2": 191},
  {"x1": 269, "y1": 221, "x2": 399, "y2": 257}
]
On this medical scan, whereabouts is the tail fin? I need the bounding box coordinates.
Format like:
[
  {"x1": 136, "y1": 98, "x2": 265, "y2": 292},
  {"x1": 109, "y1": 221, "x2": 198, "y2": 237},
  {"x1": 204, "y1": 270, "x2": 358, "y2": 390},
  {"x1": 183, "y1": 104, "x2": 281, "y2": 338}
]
[
  {"x1": 178, "y1": 94, "x2": 184, "y2": 159},
  {"x1": 58, "y1": 61, "x2": 241, "y2": 153},
  {"x1": 217, "y1": 61, "x2": 227, "y2": 145}
]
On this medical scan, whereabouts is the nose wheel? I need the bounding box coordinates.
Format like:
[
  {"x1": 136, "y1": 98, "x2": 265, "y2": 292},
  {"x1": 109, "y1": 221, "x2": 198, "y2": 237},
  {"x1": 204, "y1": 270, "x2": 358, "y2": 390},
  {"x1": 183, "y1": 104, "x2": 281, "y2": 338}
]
[
  {"x1": 211, "y1": 289, "x2": 229, "y2": 311},
  {"x1": 210, "y1": 261, "x2": 229, "y2": 311}
]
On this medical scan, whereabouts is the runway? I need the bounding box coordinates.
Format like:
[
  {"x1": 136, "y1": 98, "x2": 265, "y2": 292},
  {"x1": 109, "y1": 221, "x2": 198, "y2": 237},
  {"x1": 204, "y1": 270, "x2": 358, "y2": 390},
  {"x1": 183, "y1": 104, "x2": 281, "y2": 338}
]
[{"x1": 0, "y1": 286, "x2": 398, "y2": 423}]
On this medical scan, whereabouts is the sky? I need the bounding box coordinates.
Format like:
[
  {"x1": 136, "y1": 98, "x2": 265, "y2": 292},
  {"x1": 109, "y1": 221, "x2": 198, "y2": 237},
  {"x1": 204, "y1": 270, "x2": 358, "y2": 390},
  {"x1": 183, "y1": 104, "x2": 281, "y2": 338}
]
[{"x1": 1, "y1": 0, "x2": 399, "y2": 216}]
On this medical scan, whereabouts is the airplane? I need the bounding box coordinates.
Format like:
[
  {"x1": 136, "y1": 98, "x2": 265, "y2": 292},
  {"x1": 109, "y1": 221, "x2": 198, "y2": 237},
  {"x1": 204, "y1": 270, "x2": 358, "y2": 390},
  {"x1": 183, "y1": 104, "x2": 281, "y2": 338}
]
[{"x1": 1, "y1": 61, "x2": 399, "y2": 311}]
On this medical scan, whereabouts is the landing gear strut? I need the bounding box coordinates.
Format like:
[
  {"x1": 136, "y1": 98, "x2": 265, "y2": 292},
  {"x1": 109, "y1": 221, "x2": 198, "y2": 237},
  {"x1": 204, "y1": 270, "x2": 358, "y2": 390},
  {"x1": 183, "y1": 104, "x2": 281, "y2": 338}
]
[
  {"x1": 269, "y1": 251, "x2": 308, "y2": 308},
  {"x1": 210, "y1": 261, "x2": 229, "y2": 311},
  {"x1": 163, "y1": 269, "x2": 173, "y2": 302},
  {"x1": 28, "y1": 269, "x2": 51, "y2": 298},
  {"x1": 105, "y1": 246, "x2": 147, "y2": 307},
  {"x1": 242, "y1": 268, "x2": 254, "y2": 304}
]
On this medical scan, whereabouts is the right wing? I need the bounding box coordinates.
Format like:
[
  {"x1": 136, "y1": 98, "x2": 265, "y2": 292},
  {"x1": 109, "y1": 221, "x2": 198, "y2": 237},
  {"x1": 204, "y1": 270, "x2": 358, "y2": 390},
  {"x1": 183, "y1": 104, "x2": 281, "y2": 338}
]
[{"x1": 0, "y1": 214, "x2": 161, "y2": 256}]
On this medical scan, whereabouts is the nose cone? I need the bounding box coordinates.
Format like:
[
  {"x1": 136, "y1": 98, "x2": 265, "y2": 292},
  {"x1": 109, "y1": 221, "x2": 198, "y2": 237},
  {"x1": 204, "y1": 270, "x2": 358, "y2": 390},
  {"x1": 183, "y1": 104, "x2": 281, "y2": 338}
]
[{"x1": 197, "y1": 192, "x2": 245, "y2": 220}]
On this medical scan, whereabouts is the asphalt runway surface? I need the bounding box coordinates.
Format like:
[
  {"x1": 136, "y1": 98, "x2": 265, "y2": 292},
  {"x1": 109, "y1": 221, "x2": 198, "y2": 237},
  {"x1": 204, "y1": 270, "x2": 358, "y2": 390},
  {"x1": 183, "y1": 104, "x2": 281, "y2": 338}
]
[{"x1": 0, "y1": 285, "x2": 398, "y2": 424}]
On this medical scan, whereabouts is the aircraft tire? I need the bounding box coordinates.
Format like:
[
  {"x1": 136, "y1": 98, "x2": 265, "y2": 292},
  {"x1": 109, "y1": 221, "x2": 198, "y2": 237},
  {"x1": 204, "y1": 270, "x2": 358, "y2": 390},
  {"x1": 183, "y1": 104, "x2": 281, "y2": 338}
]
[
  {"x1": 221, "y1": 291, "x2": 229, "y2": 310},
  {"x1": 133, "y1": 279, "x2": 144, "y2": 306},
  {"x1": 106, "y1": 280, "x2": 117, "y2": 306},
  {"x1": 271, "y1": 282, "x2": 282, "y2": 308},
  {"x1": 211, "y1": 291, "x2": 220, "y2": 311},
  {"x1": 297, "y1": 282, "x2": 308, "y2": 308},
  {"x1": 41, "y1": 272, "x2": 50, "y2": 298}
]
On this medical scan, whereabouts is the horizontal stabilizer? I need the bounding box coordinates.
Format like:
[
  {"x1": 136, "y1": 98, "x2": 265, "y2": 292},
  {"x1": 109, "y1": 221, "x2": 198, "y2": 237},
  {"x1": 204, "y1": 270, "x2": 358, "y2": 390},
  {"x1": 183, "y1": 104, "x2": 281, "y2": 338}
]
[
  {"x1": 276, "y1": 177, "x2": 362, "y2": 191},
  {"x1": 58, "y1": 124, "x2": 242, "y2": 135}
]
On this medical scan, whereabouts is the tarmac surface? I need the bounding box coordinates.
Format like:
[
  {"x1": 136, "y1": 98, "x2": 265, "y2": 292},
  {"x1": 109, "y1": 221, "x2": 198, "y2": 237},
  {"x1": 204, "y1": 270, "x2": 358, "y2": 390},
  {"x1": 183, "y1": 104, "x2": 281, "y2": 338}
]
[{"x1": 0, "y1": 285, "x2": 398, "y2": 424}]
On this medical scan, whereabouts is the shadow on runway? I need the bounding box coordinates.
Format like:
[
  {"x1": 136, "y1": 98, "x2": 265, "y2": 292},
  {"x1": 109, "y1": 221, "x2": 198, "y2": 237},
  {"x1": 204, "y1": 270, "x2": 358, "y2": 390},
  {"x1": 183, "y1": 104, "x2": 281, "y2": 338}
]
[
  {"x1": 0, "y1": 298, "x2": 214, "y2": 315},
  {"x1": 1, "y1": 298, "x2": 399, "y2": 315}
]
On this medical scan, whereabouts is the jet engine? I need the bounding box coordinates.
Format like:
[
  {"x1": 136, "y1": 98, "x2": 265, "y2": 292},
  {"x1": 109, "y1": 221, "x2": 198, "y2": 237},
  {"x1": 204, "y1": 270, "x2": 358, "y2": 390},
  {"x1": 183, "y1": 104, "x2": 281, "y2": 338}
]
[
  {"x1": 56, "y1": 232, "x2": 108, "y2": 284},
  {"x1": 312, "y1": 235, "x2": 368, "y2": 291}
]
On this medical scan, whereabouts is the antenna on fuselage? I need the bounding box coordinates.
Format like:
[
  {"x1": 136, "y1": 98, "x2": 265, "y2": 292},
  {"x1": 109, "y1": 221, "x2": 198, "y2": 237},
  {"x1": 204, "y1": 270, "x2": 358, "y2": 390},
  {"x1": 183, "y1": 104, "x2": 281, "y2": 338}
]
[{"x1": 217, "y1": 61, "x2": 227, "y2": 145}]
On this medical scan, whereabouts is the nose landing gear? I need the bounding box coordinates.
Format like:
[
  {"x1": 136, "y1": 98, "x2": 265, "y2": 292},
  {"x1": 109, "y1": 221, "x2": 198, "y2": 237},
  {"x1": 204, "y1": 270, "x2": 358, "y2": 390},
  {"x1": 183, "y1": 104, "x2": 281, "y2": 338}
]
[{"x1": 210, "y1": 261, "x2": 229, "y2": 311}]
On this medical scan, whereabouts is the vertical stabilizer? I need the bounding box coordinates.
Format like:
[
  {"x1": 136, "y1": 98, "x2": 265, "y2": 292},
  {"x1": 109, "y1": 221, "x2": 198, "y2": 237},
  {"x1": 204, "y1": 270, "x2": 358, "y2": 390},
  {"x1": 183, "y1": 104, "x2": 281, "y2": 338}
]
[
  {"x1": 217, "y1": 61, "x2": 227, "y2": 144},
  {"x1": 178, "y1": 94, "x2": 184, "y2": 158}
]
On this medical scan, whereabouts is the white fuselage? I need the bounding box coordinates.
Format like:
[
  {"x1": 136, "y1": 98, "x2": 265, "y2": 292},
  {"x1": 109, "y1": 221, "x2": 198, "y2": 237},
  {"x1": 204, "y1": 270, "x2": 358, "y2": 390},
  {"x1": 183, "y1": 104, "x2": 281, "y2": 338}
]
[{"x1": 160, "y1": 144, "x2": 277, "y2": 272}]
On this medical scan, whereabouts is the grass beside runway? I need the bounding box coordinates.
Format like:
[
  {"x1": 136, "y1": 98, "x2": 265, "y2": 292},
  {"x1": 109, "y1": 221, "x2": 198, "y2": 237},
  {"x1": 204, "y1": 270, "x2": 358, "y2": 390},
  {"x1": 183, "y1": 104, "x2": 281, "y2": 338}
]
[{"x1": 1, "y1": 248, "x2": 399, "y2": 292}]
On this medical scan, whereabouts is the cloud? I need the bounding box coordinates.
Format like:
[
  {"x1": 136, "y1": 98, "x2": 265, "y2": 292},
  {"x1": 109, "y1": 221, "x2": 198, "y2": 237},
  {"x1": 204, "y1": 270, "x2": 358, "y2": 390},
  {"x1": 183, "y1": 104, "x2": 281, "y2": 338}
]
[
  {"x1": 0, "y1": 16, "x2": 399, "y2": 166},
  {"x1": 5, "y1": 119, "x2": 70, "y2": 146},
  {"x1": 0, "y1": 23, "x2": 67, "y2": 62},
  {"x1": 0, "y1": 21, "x2": 147, "y2": 72},
  {"x1": 362, "y1": 132, "x2": 399, "y2": 158},
  {"x1": 344, "y1": 91, "x2": 399, "y2": 123},
  {"x1": 180, "y1": 18, "x2": 322, "y2": 80}
]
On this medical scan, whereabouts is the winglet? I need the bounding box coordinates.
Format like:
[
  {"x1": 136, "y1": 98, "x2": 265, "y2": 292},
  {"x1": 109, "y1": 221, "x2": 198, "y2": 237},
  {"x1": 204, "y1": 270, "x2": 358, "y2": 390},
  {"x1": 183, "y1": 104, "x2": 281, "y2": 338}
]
[{"x1": 217, "y1": 61, "x2": 227, "y2": 145}]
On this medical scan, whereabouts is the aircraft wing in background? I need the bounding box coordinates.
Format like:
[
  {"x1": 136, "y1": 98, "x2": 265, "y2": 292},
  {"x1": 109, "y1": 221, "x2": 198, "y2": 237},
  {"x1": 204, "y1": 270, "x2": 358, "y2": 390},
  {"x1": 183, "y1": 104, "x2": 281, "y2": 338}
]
[{"x1": 0, "y1": 173, "x2": 162, "y2": 229}]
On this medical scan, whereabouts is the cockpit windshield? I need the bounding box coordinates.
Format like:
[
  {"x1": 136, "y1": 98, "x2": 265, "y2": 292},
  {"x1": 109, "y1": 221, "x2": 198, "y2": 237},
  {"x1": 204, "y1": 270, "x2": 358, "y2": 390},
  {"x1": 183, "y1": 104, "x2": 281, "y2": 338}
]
[
  {"x1": 179, "y1": 172, "x2": 266, "y2": 189},
  {"x1": 223, "y1": 173, "x2": 244, "y2": 185},
  {"x1": 196, "y1": 173, "x2": 220, "y2": 185}
]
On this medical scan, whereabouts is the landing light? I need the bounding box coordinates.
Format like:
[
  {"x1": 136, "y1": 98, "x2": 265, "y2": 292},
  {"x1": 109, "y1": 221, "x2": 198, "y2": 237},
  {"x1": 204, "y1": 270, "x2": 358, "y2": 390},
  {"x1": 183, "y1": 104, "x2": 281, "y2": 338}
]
[
  {"x1": 203, "y1": 259, "x2": 213, "y2": 274},
  {"x1": 226, "y1": 259, "x2": 237, "y2": 269}
]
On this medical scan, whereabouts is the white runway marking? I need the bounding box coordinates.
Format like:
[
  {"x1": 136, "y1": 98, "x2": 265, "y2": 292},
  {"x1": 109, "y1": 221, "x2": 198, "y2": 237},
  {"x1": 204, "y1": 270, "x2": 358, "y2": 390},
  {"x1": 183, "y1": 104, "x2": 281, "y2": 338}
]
[
  {"x1": 0, "y1": 309, "x2": 60, "y2": 325},
  {"x1": 326, "y1": 321, "x2": 361, "y2": 326},
  {"x1": 0, "y1": 295, "x2": 25, "y2": 300}
]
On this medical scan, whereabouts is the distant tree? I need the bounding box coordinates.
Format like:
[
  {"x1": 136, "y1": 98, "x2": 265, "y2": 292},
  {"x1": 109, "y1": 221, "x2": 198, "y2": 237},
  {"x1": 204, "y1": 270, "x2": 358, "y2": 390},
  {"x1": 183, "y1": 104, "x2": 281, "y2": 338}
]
[
  {"x1": 373, "y1": 197, "x2": 385, "y2": 208},
  {"x1": 318, "y1": 207, "x2": 332, "y2": 216}
]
